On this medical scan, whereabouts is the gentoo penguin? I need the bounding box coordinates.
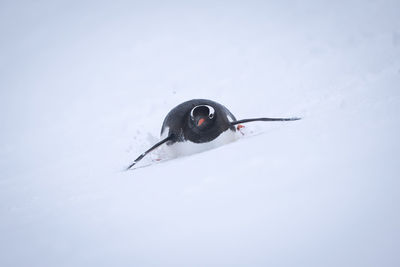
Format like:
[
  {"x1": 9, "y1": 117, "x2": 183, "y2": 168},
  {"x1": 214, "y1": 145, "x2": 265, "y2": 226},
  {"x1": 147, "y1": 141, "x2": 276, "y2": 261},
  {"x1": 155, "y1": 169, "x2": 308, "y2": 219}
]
[{"x1": 126, "y1": 99, "x2": 300, "y2": 169}]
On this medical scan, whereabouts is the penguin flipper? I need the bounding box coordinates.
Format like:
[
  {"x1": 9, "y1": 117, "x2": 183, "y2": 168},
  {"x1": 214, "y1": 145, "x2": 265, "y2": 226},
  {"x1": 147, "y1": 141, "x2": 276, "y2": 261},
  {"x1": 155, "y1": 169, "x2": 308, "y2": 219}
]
[
  {"x1": 230, "y1": 117, "x2": 301, "y2": 125},
  {"x1": 126, "y1": 135, "x2": 174, "y2": 170}
]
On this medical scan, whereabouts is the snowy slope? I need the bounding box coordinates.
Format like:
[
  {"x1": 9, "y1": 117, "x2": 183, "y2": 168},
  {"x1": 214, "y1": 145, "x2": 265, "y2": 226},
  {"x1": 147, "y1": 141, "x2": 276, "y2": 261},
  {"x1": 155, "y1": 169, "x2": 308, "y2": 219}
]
[{"x1": 1, "y1": 1, "x2": 400, "y2": 266}]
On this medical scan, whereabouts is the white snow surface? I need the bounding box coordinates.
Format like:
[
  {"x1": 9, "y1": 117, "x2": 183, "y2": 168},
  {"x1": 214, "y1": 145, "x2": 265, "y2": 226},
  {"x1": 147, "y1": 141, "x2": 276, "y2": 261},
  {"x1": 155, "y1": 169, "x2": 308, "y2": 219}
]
[
  {"x1": 163, "y1": 128, "x2": 240, "y2": 161},
  {"x1": 1, "y1": 1, "x2": 400, "y2": 266}
]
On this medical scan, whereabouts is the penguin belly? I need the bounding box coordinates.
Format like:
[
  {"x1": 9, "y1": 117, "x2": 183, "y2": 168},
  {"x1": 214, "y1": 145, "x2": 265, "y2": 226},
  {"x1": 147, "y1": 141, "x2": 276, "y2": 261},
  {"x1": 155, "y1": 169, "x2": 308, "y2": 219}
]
[{"x1": 167, "y1": 129, "x2": 239, "y2": 157}]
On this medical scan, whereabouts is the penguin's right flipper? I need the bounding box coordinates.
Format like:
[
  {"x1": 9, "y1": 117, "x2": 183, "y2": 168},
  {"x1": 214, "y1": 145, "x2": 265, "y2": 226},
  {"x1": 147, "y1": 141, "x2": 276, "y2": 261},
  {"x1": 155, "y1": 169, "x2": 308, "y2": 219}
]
[{"x1": 126, "y1": 135, "x2": 173, "y2": 170}]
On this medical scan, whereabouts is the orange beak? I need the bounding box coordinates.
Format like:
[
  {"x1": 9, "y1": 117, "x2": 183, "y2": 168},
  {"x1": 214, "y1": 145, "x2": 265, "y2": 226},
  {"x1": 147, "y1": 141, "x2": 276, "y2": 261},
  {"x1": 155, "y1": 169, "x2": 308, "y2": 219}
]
[{"x1": 197, "y1": 118, "x2": 205, "y2": 126}]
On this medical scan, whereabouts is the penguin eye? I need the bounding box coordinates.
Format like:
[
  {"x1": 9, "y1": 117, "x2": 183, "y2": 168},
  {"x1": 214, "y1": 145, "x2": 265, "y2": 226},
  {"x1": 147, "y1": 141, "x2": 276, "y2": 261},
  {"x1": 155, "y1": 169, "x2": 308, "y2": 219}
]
[{"x1": 190, "y1": 105, "x2": 215, "y2": 120}]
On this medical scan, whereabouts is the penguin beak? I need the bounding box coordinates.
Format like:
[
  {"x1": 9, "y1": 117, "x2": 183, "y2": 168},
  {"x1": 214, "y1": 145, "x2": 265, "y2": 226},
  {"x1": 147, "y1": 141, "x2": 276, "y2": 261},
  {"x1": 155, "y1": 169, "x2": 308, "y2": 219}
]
[{"x1": 197, "y1": 117, "x2": 206, "y2": 127}]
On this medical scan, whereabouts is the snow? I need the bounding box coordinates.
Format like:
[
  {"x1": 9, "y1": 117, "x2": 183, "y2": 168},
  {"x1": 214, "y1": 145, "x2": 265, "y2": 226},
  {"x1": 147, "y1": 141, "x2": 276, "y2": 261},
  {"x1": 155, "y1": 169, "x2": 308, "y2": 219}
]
[
  {"x1": 1, "y1": 0, "x2": 400, "y2": 266},
  {"x1": 167, "y1": 129, "x2": 239, "y2": 159}
]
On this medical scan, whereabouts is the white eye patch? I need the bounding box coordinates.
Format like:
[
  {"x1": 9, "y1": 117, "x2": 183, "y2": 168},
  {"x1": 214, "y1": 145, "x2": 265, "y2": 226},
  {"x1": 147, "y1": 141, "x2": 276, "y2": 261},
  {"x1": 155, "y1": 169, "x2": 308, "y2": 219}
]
[{"x1": 190, "y1": 105, "x2": 215, "y2": 119}]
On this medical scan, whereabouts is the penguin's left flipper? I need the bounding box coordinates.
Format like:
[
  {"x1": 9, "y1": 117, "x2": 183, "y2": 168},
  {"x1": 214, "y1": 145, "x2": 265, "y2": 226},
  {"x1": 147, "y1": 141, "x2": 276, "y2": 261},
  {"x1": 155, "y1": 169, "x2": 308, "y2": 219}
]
[{"x1": 231, "y1": 117, "x2": 301, "y2": 126}]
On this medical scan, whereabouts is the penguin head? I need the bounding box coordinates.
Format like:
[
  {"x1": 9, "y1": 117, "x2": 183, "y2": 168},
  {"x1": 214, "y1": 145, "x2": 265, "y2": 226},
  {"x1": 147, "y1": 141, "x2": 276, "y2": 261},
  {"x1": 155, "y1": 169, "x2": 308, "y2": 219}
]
[
  {"x1": 181, "y1": 104, "x2": 227, "y2": 143},
  {"x1": 160, "y1": 99, "x2": 236, "y2": 144},
  {"x1": 189, "y1": 104, "x2": 215, "y2": 130}
]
